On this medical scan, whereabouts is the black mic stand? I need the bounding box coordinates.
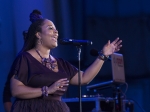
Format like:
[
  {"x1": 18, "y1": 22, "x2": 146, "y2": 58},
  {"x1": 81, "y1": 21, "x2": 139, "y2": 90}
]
[
  {"x1": 77, "y1": 45, "x2": 82, "y2": 112},
  {"x1": 113, "y1": 86, "x2": 122, "y2": 112}
]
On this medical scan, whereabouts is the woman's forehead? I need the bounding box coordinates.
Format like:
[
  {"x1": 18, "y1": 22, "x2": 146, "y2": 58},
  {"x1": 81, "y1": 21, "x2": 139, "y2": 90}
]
[{"x1": 43, "y1": 19, "x2": 55, "y2": 27}]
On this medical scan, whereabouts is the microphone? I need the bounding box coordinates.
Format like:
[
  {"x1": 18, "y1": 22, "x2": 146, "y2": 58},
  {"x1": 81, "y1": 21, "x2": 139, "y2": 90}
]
[
  {"x1": 59, "y1": 38, "x2": 93, "y2": 46},
  {"x1": 90, "y1": 49, "x2": 111, "y2": 61}
]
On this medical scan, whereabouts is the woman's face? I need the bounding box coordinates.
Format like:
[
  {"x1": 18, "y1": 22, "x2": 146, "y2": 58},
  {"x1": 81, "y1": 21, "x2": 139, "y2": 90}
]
[{"x1": 38, "y1": 19, "x2": 58, "y2": 49}]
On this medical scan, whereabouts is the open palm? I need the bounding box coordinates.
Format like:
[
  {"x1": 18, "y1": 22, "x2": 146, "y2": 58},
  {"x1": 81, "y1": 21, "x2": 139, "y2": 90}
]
[{"x1": 102, "y1": 37, "x2": 122, "y2": 56}]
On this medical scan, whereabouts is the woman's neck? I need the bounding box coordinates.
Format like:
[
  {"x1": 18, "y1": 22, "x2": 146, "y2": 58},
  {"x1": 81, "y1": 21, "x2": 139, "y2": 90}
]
[{"x1": 35, "y1": 46, "x2": 50, "y2": 58}]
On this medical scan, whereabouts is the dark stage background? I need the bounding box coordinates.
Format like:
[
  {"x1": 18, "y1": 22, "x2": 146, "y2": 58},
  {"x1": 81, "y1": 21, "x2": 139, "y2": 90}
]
[{"x1": 0, "y1": 0, "x2": 150, "y2": 112}]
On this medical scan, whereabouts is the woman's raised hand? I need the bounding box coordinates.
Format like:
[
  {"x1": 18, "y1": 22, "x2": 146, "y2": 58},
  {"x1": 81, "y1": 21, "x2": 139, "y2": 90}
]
[{"x1": 102, "y1": 37, "x2": 122, "y2": 56}]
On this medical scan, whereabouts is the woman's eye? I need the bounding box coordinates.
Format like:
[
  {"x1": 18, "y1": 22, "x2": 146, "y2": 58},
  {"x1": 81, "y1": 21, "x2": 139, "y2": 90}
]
[{"x1": 49, "y1": 27, "x2": 53, "y2": 30}]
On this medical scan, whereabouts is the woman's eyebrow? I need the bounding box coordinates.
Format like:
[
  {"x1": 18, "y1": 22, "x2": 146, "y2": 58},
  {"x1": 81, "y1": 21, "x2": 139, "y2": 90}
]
[{"x1": 46, "y1": 25, "x2": 53, "y2": 28}]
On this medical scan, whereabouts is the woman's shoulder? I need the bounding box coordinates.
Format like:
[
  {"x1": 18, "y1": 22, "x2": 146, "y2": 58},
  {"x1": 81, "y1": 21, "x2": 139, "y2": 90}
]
[
  {"x1": 10, "y1": 52, "x2": 30, "y2": 70},
  {"x1": 16, "y1": 51, "x2": 30, "y2": 58},
  {"x1": 56, "y1": 57, "x2": 67, "y2": 63},
  {"x1": 56, "y1": 57, "x2": 74, "y2": 67},
  {"x1": 14, "y1": 52, "x2": 33, "y2": 63}
]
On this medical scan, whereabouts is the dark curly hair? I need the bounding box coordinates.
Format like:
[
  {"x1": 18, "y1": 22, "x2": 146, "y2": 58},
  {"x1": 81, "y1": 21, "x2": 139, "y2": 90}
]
[
  {"x1": 29, "y1": 9, "x2": 43, "y2": 23},
  {"x1": 22, "y1": 9, "x2": 43, "y2": 41},
  {"x1": 21, "y1": 19, "x2": 46, "y2": 52}
]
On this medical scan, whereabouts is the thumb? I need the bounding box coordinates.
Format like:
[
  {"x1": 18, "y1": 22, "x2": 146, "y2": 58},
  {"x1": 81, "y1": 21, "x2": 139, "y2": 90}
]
[{"x1": 107, "y1": 40, "x2": 110, "y2": 45}]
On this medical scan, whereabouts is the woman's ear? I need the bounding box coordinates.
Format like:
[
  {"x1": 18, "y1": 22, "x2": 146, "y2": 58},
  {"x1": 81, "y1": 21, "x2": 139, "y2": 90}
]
[{"x1": 35, "y1": 32, "x2": 41, "y2": 39}]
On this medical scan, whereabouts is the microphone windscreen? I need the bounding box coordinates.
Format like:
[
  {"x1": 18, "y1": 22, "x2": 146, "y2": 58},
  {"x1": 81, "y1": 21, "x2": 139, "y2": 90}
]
[{"x1": 90, "y1": 49, "x2": 99, "y2": 56}]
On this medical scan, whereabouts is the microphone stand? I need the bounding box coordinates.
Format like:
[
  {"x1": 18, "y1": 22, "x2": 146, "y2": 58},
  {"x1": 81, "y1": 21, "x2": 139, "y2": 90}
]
[{"x1": 77, "y1": 45, "x2": 82, "y2": 112}]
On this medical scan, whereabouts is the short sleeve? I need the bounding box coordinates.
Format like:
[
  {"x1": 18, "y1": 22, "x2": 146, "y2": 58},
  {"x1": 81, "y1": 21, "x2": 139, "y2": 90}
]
[
  {"x1": 3, "y1": 53, "x2": 28, "y2": 102},
  {"x1": 3, "y1": 72, "x2": 12, "y2": 103},
  {"x1": 10, "y1": 53, "x2": 29, "y2": 85},
  {"x1": 58, "y1": 58, "x2": 78, "y2": 80}
]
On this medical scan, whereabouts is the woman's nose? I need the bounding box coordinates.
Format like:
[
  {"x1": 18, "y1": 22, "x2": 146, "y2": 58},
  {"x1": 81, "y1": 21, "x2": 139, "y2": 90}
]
[
  {"x1": 54, "y1": 29, "x2": 58, "y2": 34},
  {"x1": 54, "y1": 29, "x2": 59, "y2": 38}
]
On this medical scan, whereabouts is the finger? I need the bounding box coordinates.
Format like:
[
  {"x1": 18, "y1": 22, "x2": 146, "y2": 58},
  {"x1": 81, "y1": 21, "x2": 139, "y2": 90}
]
[
  {"x1": 58, "y1": 78, "x2": 68, "y2": 82},
  {"x1": 59, "y1": 83, "x2": 69, "y2": 87},
  {"x1": 57, "y1": 79, "x2": 69, "y2": 85},
  {"x1": 58, "y1": 82, "x2": 69, "y2": 87},
  {"x1": 57, "y1": 78, "x2": 68, "y2": 82},
  {"x1": 60, "y1": 81, "x2": 69, "y2": 84},
  {"x1": 117, "y1": 44, "x2": 122, "y2": 48},
  {"x1": 115, "y1": 45, "x2": 122, "y2": 51},
  {"x1": 55, "y1": 82, "x2": 69, "y2": 89},
  {"x1": 111, "y1": 37, "x2": 119, "y2": 45},
  {"x1": 115, "y1": 49, "x2": 120, "y2": 52},
  {"x1": 108, "y1": 40, "x2": 110, "y2": 45},
  {"x1": 117, "y1": 45, "x2": 122, "y2": 49},
  {"x1": 60, "y1": 80, "x2": 69, "y2": 84},
  {"x1": 58, "y1": 88, "x2": 66, "y2": 91},
  {"x1": 60, "y1": 83, "x2": 69, "y2": 87},
  {"x1": 115, "y1": 40, "x2": 122, "y2": 46}
]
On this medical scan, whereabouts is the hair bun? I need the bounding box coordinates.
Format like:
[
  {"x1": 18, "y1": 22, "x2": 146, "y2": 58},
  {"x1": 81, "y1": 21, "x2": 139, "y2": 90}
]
[{"x1": 30, "y1": 9, "x2": 43, "y2": 23}]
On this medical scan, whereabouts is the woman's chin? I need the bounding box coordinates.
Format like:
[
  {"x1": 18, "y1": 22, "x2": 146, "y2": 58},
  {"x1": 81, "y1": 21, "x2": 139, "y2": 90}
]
[{"x1": 50, "y1": 44, "x2": 58, "y2": 49}]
